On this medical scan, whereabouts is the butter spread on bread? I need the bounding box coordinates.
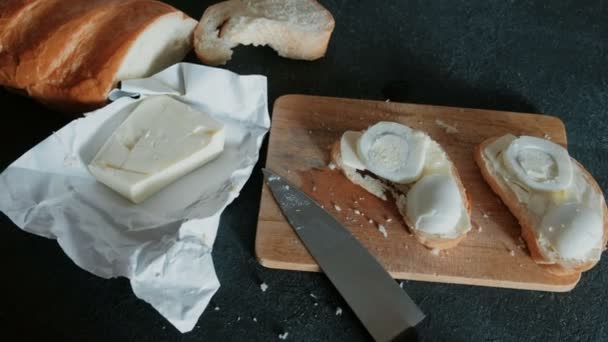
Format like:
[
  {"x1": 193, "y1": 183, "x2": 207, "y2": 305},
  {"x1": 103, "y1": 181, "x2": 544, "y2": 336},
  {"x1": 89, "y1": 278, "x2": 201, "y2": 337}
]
[
  {"x1": 88, "y1": 96, "x2": 225, "y2": 204},
  {"x1": 332, "y1": 121, "x2": 472, "y2": 249},
  {"x1": 475, "y1": 134, "x2": 608, "y2": 275},
  {"x1": 194, "y1": 0, "x2": 335, "y2": 66}
]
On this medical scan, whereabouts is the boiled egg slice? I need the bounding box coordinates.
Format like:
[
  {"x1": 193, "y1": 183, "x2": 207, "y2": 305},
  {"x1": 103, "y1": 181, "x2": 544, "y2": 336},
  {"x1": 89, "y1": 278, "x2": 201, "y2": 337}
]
[
  {"x1": 405, "y1": 173, "x2": 463, "y2": 235},
  {"x1": 502, "y1": 136, "x2": 573, "y2": 192},
  {"x1": 539, "y1": 203, "x2": 603, "y2": 261},
  {"x1": 357, "y1": 122, "x2": 429, "y2": 184},
  {"x1": 340, "y1": 131, "x2": 366, "y2": 170}
]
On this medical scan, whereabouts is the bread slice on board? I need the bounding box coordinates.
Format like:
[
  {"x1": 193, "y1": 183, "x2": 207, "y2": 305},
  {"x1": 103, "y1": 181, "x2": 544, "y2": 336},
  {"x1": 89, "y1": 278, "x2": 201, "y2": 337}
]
[
  {"x1": 474, "y1": 136, "x2": 608, "y2": 276},
  {"x1": 330, "y1": 133, "x2": 472, "y2": 250},
  {"x1": 194, "y1": 0, "x2": 335, "y2": 65},
  {"x1": 0, "y1": 0, "x2": 196, "y2": 113}
]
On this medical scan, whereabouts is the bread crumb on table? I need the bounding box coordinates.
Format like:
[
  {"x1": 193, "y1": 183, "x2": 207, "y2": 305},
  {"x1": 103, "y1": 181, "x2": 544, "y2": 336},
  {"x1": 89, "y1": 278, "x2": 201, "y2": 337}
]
[
  {"x1": 430, "y1": 248, "x2": 440, "y2": 256},
  {"x1": 335, "y1": 307, "x2": 343, "y2": 316},
  {"x1": 334, "y1": 204, "x2": 342, "y2": 212},
  {"x1": 260, "y1": 282, "x2": 268, "y2": 292},
  {"x1": 328, "y1": 162, "x2": 337, "y2": 170},
  {"x1": 509, "y1": 249, "x2": 515, "y2": 256},
  {"x1": 278, "y1": 332, "x2": 289, "y2": 340}
]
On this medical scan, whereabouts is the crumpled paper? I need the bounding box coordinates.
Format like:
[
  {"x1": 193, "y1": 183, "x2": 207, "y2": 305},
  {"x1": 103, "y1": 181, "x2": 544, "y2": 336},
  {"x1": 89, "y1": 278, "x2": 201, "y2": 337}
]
[{"x1": 0, "y1": 63, "x2": 270, "y2": 332}]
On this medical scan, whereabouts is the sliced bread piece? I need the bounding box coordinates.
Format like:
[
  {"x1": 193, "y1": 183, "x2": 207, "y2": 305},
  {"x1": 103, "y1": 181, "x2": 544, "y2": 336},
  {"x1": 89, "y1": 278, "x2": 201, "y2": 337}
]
[
  {"x1": 193, "y1": 0, "x2": 335, "y2": 65},
  {"x1": 331, "y1": 123, "x2": 472, "y2": 250},
  {"x1": 474, "y1": 134, "x2": 608, "y2": 276}
]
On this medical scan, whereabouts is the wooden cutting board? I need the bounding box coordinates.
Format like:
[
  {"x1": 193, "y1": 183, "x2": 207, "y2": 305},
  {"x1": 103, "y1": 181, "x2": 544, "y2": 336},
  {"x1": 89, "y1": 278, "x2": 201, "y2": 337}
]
[{"x1": 256, "y1": 94, "x2": 580, "y2": 292}]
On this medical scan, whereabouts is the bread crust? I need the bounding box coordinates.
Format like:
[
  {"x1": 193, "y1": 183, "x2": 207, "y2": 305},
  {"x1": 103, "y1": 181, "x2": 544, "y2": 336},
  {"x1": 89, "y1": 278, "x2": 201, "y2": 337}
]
[
  {"x1": 193, "y1": 0, "x2": 335, "y2": 66},
  {"x1": 474, "y1": 136, "x2": 608, "y2": 276},
  {"x1": 331, "y1": 137, "x2": 472, "y2": 250}
]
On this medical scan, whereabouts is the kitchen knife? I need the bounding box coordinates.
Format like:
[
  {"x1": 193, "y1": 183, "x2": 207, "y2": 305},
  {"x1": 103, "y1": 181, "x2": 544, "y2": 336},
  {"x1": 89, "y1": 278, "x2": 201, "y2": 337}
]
[{"x1": 262, "y1": 169, "x2": 425, "y2": 342}]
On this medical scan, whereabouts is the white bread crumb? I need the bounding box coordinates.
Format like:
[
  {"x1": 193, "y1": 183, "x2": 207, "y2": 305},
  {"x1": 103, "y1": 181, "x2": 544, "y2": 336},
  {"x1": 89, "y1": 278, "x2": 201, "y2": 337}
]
[
  {"x1": 334, "y1": 204, "x2": 342, "y2": 212},
  {"x1": 260, "y1": 283, "x2": 269, "y2": 292},
  {"x1": 328, "y1": 162, "x2": 337, "y2": 170},
  {"x1": 430, "y1": 248, "x2": 440, "y2": 256},
  {"x1": 335, "y1": 307, "x2": 343, "y2": 316},
  {"x1": 509, "y1": 249, "x2": 515, "y2": 256},
  {"x1": 478, "y1": 226, "x2": 483, "y2": 232},
  {"x1": 253, "y1": 317, "x2": 258, "y2": 322},
  {"x1": 310, "y1": 293, "x2": 318, "y2": 299},
  {"x1": 378, "y1": 224, "x2": 388, "y2": 238},
  {"x1": 354, "y1": 209, "x2": 361, "y2": 215},
  {"x1": 435, "y1": 119, "x2": 458, "y2": 134},
  {"x1": 278, "y1": 332, "x2": 289, "y2": 340},
  {"x1": 214, "y1": 306, "x2": 220, "y2": 311}
]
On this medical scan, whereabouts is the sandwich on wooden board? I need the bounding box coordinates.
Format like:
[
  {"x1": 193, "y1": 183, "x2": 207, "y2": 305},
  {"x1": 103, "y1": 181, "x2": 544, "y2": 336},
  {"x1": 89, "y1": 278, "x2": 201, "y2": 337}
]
[
  {"x1": 475, "y1": 134, "x2": 608, "y2": 276},
  {"x1": 331, "y1": 121, "x2": 472, "y2": 250}
]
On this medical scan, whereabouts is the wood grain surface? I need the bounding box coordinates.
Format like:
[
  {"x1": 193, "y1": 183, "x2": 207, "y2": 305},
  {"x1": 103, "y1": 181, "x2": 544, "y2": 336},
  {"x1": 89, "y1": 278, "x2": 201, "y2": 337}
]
[{"x1": 256, "y1": 94, "x2": 580, "y2": 292}]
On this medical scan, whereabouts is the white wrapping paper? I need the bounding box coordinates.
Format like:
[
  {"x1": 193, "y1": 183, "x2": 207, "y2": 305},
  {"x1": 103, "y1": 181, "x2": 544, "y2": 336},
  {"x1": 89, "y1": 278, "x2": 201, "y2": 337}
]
[{"x1": 0, "y1": 63, "x2": 270, "y2": 332}]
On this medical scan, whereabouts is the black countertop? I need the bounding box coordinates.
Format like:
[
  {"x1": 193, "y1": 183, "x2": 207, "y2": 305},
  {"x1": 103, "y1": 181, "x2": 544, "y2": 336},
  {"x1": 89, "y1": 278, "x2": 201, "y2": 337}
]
[{"x1": 1, "y1": 1, "x2": 607, "y2": 341}]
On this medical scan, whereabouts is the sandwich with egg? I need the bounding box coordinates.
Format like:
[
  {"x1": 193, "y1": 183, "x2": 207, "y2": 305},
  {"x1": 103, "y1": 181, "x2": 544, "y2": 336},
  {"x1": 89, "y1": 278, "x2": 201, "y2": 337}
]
[
  {"x1": 474, "y1": 134, "x2": 608, "y2": 275},
  {"x1": 330, "y1": 122, "x2": 472, "y2": 250}
]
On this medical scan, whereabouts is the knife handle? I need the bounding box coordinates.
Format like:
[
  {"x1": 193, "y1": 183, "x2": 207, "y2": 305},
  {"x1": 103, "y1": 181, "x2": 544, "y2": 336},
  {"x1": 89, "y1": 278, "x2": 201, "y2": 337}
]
[{"x1": 391, "y1": 327, "x2": 418, "y2": 342}]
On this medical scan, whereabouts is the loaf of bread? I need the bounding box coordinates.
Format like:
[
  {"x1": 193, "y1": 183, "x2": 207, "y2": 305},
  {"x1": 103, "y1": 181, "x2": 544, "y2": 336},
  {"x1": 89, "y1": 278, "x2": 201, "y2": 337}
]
[
  {"x1": 194, "y1": 0, "x2": 335, "y2": 65},
  {"x1": 475, "y1": 135, "x2": 608, "y2": 276},
  {"x1": 0, "y1": 0, "x2": 196, "y2": 113}
]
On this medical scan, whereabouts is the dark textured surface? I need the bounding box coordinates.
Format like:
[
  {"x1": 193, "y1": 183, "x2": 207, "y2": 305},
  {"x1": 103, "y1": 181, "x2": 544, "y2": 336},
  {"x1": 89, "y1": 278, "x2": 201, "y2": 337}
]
[{"x1": 1, "y1": 1, "x2": 607, "y2": 341}]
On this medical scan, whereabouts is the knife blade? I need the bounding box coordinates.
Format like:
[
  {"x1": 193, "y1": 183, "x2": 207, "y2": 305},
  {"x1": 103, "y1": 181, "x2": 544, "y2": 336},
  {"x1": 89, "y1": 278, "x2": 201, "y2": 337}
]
[{"x1": 262, "y1": 168, "x2": 425, "y2": 342}]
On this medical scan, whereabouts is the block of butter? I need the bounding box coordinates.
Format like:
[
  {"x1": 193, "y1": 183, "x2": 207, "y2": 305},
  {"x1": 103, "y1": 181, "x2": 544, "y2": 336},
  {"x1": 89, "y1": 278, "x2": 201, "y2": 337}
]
[{"x1": 88, "y1": 95, "x2": 225, "y2": 204}]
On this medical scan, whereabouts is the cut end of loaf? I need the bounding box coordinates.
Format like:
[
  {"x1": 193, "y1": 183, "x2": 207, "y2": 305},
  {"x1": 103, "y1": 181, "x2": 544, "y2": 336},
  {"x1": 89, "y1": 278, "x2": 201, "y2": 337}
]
[
  {"x1": 194, "y1": 0, "x2": 335, "y2": 66},
  {"x1": 116, "y1": 14, "x2": 196, "y2": 82}
]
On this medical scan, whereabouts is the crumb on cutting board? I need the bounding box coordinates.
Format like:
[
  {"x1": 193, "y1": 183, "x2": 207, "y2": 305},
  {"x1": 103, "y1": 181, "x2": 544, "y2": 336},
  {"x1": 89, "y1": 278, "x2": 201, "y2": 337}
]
[
  {"x1": 378, "y1": 224, "x2": 388, "y2": 238},
  {"x1": 435, "y1": 119, "x2": 458, "y2": 134}
]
